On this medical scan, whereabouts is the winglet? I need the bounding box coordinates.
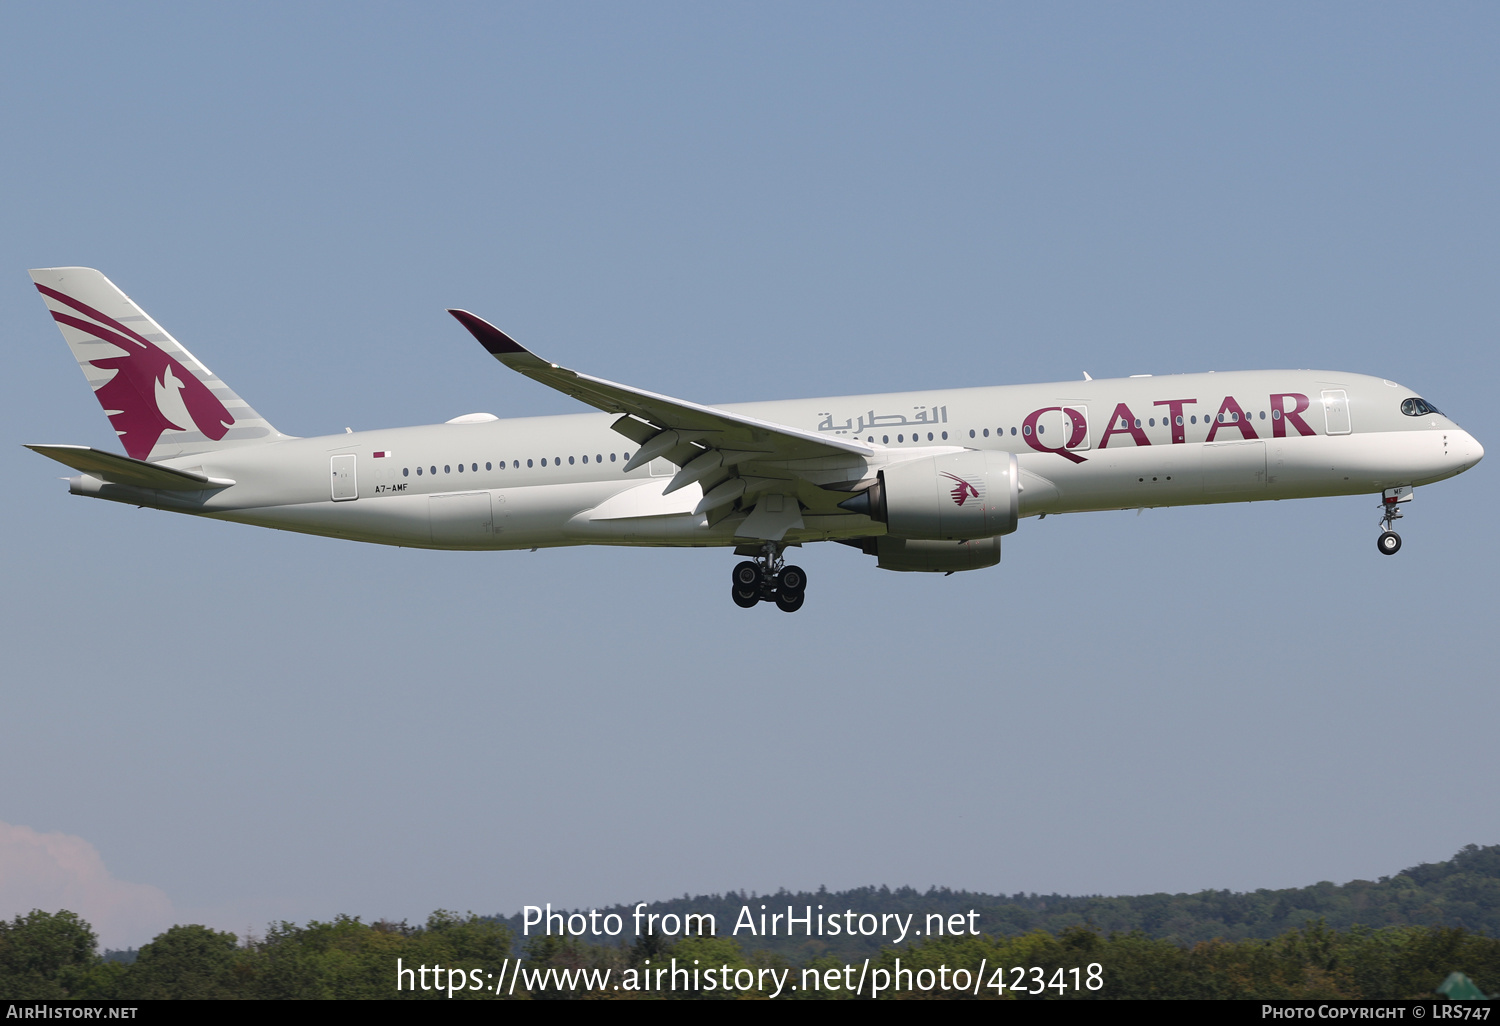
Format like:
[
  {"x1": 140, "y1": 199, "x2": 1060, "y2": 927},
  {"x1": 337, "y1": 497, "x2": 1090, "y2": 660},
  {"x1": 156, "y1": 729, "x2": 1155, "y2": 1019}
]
[{"x1": 447, "y1": 309, "x2": 528, "y2": 356}]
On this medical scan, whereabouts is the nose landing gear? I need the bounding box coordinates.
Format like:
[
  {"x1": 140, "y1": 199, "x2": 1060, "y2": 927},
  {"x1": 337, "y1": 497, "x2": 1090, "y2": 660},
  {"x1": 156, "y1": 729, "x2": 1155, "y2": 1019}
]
[
  {"x1": 729, "y1": 544, "x2": 807, "y2": 611},
  {"x1": 1376, "y1": 487, "x2": 1410, "y2": 556}
]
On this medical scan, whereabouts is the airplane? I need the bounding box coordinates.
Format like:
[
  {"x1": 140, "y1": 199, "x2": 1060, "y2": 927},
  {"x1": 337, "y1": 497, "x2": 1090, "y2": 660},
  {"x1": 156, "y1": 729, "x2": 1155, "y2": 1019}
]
[{"x1": 26, "y1": 267, "x2": 1484, "y2": 612}]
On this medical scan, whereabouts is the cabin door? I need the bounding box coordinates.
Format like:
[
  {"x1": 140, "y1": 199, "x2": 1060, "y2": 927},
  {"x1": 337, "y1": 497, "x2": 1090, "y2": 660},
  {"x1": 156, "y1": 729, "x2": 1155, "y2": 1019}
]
[{"x1": 330, "y1": 454, "x2": 358, "y2": 501}]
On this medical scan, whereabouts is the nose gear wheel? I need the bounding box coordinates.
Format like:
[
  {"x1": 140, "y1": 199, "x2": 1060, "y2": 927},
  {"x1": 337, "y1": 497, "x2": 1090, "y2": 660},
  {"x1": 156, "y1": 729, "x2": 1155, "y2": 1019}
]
[{"x1": 1377, "y1": 498, "x2": 1404, "y2": 556}]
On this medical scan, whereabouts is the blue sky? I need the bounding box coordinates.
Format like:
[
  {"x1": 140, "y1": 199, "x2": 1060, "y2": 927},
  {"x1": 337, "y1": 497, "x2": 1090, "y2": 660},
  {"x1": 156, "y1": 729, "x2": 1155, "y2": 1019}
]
[{"x1": 1, "y1": 3, "x2": 1495, "y2": 948}]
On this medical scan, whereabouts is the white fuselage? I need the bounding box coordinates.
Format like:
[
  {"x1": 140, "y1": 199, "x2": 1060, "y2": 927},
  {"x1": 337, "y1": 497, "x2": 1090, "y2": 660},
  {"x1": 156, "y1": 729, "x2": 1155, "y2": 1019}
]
[{"x1": 69, "y1": 369, "x2": 1483, "y2": 552}]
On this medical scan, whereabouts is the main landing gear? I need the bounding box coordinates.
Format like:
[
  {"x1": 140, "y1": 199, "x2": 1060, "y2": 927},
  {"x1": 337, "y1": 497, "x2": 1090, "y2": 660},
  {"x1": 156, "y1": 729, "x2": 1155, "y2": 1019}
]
[{"x1": 731, "y1": 544, "x2": 807, "y2": 612}]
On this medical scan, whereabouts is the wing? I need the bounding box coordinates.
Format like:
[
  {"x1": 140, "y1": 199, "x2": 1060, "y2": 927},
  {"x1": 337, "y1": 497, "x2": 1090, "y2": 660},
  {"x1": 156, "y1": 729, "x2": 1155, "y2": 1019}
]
[{"x1": 448, "y1": 310, "x2": 874, "y2": 539}]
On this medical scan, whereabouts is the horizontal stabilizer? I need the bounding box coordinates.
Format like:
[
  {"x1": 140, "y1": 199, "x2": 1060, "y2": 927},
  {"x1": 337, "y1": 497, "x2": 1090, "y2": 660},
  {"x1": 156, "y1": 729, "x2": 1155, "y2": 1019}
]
[{"x1": 24, "y1": 444, "x2": 234, "y2": 490}]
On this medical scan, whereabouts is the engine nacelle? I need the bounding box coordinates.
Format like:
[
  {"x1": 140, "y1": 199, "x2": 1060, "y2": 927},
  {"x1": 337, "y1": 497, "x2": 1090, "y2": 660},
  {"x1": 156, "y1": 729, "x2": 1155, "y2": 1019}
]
[
  {"x1": 873, "y1": 535, "x2": 1002, "y2": 572},
  {"x1": 847, "y1": 450, "x2": 1019, "y2": 540}
]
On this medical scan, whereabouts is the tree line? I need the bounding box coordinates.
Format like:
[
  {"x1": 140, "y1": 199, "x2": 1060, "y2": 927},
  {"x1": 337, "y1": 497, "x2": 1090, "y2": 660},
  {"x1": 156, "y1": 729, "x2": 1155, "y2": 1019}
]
[
  {"x1": 3, "y1": 909, "x2": 1496, "y2": 999},
  {"x1": 2, "y1": 844, "x2": 1496, "y2": 999}
]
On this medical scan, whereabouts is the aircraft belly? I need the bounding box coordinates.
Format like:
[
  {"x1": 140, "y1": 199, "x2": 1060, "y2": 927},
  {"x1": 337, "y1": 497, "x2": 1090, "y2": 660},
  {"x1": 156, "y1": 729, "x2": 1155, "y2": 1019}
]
[
  {"x1": 429, "y1": 491, "x2": 493, "y2": 547},
  {"x1": 1202, "y1": 440, "x2": 1267, "y2": 498},
  {"x1": 565, "y1": 510, "x2": 731, "y2": 545},
  {"x1": 210, "y1": 495, "x2": 435, "y2": 546},
  {"x1": 1266, "y1": 431, "x2": 1449, "y2": 497},
  {"x1": 1017, "y1": 430, "x2": 1449, "y2": 513},
  {"x1": 1038, "y1": 446, "x2": 1206, "y2": 510}
]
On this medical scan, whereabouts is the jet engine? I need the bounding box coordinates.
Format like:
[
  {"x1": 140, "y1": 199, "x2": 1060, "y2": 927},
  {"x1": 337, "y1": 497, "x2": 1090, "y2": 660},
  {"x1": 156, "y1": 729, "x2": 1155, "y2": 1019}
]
[
  {"x1": 841, "y1": 450, "x2": 1019, "y2": 540},
  {"x1": 869, "y1": 535, "x2": 1002, "y2": 572}
]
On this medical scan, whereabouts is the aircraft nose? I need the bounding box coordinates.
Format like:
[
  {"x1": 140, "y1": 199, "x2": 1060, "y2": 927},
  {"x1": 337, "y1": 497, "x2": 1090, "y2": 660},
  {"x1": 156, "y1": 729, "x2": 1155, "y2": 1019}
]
[{"x1": 1455, "y1": 429, "x2": 1483, "y2": 470}]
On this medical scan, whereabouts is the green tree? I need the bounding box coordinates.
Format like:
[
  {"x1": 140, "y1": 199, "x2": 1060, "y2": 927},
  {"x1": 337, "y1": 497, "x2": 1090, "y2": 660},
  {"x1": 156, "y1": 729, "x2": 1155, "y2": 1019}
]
[
  {"x1": 249, "y1": 911, "x2": 513, "y2": 1000},
  {"x1": 121, "y1": 924, "x2": 247, "y2": 999},
  {"x1": 0, "y1": 910, "x2": 98, "y2": 999}
]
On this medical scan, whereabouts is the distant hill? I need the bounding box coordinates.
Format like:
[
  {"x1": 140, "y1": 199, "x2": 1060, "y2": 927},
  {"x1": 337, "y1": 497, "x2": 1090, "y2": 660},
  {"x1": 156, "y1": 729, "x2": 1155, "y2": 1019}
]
[{"x1": 493, "y1": 844, "x2": 1500, "y2": 961}]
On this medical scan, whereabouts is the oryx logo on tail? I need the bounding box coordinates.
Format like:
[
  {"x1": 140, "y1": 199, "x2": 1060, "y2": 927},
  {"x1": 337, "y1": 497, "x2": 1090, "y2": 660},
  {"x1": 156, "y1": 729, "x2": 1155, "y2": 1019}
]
[{"x1": 35, "y1": 283, "x2": 235, "y2": 460}]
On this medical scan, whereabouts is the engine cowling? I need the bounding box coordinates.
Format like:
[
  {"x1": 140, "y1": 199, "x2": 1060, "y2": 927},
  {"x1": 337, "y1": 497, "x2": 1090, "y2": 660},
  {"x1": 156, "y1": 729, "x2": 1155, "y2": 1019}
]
[
  {"x1": 873, "y1": 535, "x2": 1002, "y2": 572},
  {"x1": 847, "y1": 450, "x2": 1019, "y2": 540}
]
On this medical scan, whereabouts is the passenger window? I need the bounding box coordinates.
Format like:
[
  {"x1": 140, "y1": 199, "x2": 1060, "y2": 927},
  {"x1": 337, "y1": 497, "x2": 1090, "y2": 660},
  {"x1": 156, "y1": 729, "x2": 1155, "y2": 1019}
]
[
  {"x1": 403, "y1": 468, "x2": 409, "y2": 477},
  {"x1": 527, "y1": 459, "x2": 534, "y2": 468},
  {"x1": 969, "y1": 429, "x2": 976, "y2": 438},
  {"x1": 610, "y1": 453, "x2": 617, "y2": 462},
  {"x1": 982, "y1": 428, "x2": 989, "y2": 437},
  {"x1": 569, "y1": 456, "x2": 575, "y2": 465},
  {"x1": 457, "y1": 463, "x2": 463, "y2": 472},
  {"x1": 416, "y1": 467, "x2": 423, "y2": 476}
]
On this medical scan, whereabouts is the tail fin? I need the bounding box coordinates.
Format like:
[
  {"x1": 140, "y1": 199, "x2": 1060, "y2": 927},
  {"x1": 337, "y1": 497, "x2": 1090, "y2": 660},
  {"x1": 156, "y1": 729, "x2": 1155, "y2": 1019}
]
[{"x1": 30, "y1": 267, "x2": 287, "y2": 461}]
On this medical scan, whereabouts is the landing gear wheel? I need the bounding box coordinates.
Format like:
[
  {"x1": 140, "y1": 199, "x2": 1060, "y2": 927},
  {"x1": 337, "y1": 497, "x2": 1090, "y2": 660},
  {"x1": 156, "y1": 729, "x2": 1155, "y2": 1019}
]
[
  {"x1": 728, "y1": 544, "x2": 805, "y2": 609},
  {"x1": 776, "y1": 564, "x2": 807, "y2": 594},
  {"x1": 1376, "y1": 493, "x2": 1408, "y2": 556}
]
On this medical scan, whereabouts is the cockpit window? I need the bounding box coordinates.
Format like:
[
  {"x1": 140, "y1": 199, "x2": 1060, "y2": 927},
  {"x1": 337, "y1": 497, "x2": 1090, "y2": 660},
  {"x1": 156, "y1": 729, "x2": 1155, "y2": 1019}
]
[{"x1": 1401, "y1": 397, "x2": 1443, "y2": 417}]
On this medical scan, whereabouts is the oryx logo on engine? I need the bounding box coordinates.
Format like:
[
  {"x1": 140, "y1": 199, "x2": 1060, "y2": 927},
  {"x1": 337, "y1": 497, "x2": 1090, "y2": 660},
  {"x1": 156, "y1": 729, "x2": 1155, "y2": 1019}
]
[{"x1": 941, "y1": 472, "x2": 980, "y2": 506}]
